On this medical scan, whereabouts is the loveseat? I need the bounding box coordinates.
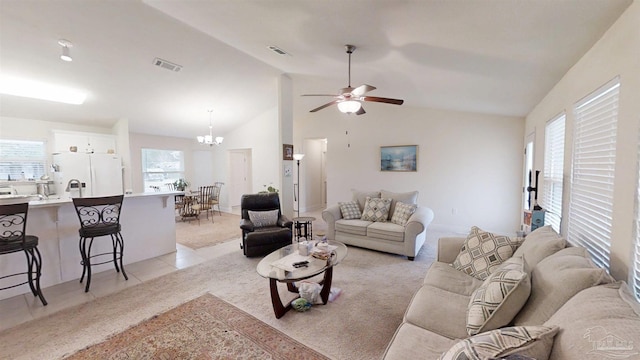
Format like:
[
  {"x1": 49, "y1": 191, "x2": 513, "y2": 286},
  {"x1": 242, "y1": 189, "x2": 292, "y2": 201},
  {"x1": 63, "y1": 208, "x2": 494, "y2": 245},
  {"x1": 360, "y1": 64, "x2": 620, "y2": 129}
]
[
  {"x1": 322, "y1": 190, "x2": 434, "y2": 260},
  {"x1": 383, "y1": 226, "x2": 640, "y2": 359}
]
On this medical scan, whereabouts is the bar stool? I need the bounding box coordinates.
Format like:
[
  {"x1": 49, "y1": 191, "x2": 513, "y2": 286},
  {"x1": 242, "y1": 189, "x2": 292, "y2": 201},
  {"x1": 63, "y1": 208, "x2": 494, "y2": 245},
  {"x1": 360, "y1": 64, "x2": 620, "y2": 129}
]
[
  {"x1": 0, "y1": 202, "x2": 47, "y2": 305},
  {"x1": 72, "y1": 195, "x2": 128, "y2": 292}
]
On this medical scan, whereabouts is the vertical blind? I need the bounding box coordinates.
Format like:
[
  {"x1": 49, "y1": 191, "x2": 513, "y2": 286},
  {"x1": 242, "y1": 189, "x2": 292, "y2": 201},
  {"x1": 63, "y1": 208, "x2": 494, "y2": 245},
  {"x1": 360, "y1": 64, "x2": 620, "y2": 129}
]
[
  {"x1": 567, "y1": 78, "x2": 620, "y2": 272},
  {"x1": 541, "y1": 114, "x2": 565, "y2": 233}
]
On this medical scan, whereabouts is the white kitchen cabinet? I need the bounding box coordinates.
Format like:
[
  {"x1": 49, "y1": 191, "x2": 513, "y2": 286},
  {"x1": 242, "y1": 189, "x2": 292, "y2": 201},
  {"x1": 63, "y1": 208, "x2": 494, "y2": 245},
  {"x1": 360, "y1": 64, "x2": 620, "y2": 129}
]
[{"x1": 52, "y1": 130, "x2": 117, "y2": 154}]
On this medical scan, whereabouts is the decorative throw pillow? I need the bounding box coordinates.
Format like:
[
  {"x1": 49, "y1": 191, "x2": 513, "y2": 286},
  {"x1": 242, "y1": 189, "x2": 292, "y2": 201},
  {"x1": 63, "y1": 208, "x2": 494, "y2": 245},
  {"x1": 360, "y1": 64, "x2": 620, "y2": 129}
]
[
  {"x1": 360, "y1": 196, "x2": 392, "y2": 222},
  {"x1": 390, "y1": 201, "x2": 417, "y2": 226},
  {"x1": 452, "y1": 226, "x2": 524, "y2": 280},
  {"x1": 351, "y1": 189, "x2": 381, "y2": 211},
  {"x1": 439, "y1": 325, "x2": 559, "y2": 360},
  {"x1": 339, "y1": 201, "x2": 362, "y2": 220},
  {"x1": 466, "y1": 256, "x2": 531, "y2": 335},
  {"x1": 248, "y1": 209, "x2": 279, "y2": 227},
  {"x1": 381, "y1": 190, "x2": 418, "y2": 221}
]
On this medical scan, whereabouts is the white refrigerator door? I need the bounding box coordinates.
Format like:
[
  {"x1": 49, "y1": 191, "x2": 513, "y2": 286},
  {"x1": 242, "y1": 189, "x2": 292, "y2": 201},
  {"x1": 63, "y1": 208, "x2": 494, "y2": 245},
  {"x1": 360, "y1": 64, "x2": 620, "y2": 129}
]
[
  {"x1": 89, "y1": 154, "x2": 123, "y2": 196},
  {"x1": 52, "y1": 153, "x2": 91, "y2": 199}
]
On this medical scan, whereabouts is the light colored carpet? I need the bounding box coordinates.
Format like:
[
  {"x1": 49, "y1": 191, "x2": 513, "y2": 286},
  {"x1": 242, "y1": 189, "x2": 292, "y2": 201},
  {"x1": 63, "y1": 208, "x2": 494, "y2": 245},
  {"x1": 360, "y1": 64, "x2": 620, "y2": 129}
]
[
  {"x1": 175, "y1": 211, "x2": 241, "y2": 249},
  {"x1": 0, "y1": 234, "x2": 441, "y2": 360},
  {"x1": 65, "y1": 293, "x2": 329, "y2": 359}
]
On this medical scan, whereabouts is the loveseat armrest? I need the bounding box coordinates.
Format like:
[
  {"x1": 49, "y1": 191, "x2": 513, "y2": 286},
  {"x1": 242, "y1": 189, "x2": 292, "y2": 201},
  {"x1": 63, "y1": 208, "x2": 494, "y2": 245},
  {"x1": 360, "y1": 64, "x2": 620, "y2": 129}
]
[
  {"x1": 405, "y1": 206, "x2": 434, "y2": 235},
  {"x1": 437, "y1": 237, "x2": 466, "y2": 263},
  {"x1": 322, "y1": 204, "x2": 343, "y2": 240}
]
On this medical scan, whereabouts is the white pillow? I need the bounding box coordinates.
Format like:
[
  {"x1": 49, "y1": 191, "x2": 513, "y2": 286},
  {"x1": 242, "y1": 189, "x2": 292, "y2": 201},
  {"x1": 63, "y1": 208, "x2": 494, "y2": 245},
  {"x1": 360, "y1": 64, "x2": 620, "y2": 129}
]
[
  {"x1": 339, "y1": 201, "x2": 362, "y2": 220},
  {"x1": 248, "y1": 209, "x2": 279, "y2": 227}
]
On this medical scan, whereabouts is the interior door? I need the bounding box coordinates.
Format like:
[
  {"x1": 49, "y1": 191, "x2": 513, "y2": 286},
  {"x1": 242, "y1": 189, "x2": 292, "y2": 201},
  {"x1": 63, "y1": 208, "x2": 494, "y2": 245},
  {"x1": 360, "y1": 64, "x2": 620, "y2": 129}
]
[{"x1": 229, "y1": 149, "x2": 251, "y2": 207}]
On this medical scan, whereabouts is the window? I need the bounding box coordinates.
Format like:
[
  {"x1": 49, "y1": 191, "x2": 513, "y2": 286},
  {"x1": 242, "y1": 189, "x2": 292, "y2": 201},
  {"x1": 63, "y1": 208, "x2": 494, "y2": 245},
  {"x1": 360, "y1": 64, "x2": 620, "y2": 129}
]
[
  {"x1": 0, "y1": 139, "x2": 46, "y2": 180},
  {"x1": 541, "y1": 114, "x2": 565, "y2": 233},
  {"x1": 567, "y1": 78, "x2": 620, "y2": 272},
  {"x1": 141, "y1": 148, "x2": 184, "y2": 191}
]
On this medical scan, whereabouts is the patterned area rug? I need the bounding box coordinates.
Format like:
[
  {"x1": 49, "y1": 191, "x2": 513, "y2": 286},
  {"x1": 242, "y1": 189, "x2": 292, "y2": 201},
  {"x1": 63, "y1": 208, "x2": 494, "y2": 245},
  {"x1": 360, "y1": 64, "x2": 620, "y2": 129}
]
[
  {"x1": 176, "y1": 211, "x2": 242, "y2": 249},
  {"x1": 65, "y1": 293, "x2": 329, "y2": 360}
]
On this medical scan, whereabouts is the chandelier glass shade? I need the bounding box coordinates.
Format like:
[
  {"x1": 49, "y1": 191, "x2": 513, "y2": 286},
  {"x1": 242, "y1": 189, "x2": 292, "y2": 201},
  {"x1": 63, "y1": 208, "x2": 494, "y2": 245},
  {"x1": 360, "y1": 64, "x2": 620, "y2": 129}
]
[
  {"x1": 337, "y1": 100, "x2": 362, "y2": 113},
  {"x1": 197, "y1": 110, "x2": 223, "y2": 146}
]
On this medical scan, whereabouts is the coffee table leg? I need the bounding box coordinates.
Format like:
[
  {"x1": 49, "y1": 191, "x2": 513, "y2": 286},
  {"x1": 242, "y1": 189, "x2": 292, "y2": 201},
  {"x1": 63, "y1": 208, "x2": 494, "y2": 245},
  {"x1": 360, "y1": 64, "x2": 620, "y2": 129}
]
[
  {"x1": 319, "y1": 266, "x2": 333, "y2": 304},
  {"x1": 270, "y1": 278, "x2": 292, "y2": 319}
]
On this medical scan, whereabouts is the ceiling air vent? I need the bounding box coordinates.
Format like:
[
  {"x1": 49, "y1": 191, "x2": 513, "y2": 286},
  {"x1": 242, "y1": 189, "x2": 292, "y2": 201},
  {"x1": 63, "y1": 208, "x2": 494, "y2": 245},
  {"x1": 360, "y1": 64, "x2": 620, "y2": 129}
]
[
  {"x1": 267, "y1": 45, "x2": 290, "y2": 56},
  {"x1": 153, "y1": 57, "x2": 182, "y2": 72}
]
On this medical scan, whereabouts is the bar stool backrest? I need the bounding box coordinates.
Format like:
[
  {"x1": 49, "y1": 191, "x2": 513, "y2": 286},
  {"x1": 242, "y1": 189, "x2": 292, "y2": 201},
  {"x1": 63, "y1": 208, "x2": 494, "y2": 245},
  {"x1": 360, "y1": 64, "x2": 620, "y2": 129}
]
[
  {"x1": 72, "y1": 195, "x2": 124, "y2": 229},
  {"x1": 0, "y1": 202, "x2": 29, "y2": 250}
]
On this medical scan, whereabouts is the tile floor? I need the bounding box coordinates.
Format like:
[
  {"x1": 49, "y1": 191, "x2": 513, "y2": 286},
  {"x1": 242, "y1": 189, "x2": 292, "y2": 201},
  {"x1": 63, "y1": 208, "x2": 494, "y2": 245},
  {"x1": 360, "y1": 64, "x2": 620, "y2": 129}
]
[{"x1": 0, "y1": 209, "x2": 326, "y2": 332}]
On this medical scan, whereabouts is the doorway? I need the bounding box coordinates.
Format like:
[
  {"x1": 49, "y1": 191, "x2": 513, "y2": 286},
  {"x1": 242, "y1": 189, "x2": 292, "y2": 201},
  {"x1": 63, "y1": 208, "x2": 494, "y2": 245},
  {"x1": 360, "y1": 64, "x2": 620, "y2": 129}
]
[{"x1": 229, "y1": 149, "x2": 252, "y2": 211}]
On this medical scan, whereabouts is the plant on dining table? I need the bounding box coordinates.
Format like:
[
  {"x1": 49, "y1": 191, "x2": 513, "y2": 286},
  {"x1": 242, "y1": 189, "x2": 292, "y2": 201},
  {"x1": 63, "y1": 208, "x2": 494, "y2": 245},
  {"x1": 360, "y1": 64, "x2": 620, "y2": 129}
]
[{"x1": 173, "y1": 178, "x2": 190, "y2": 191}]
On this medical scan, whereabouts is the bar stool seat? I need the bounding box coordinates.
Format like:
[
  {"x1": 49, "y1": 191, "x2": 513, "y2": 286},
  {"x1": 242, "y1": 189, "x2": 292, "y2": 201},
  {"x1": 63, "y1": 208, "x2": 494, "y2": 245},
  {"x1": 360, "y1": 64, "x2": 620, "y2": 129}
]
[
  {"x1": 0, "y1": 202, "x2": 47, "y2": 306},
  {"x1": 72, "y1": 195, "x2": 128, "y2": 293}
]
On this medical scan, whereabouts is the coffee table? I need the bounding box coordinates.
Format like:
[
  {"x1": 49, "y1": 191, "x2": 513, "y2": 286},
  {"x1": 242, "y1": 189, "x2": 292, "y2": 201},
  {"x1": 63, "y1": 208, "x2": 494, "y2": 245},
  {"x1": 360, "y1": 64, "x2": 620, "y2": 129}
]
[{"x1": 256, "y1": 241, "x2": 347, "y2": 318}]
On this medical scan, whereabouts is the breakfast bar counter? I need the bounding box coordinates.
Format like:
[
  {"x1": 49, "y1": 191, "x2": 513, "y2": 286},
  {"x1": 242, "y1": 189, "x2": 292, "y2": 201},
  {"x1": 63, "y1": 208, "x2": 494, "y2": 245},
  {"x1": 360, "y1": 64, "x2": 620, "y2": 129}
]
[{"x1": 0, "y1": 191, "x2": 180, "y2": 300}]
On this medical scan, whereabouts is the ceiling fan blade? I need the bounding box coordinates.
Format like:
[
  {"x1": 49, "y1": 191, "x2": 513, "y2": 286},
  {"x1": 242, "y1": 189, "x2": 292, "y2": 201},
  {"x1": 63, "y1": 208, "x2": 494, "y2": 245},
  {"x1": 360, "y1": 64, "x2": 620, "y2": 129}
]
[
  {"x1": 351, "y1": 84, "x2": 376, "y2": 96},
  {"x1": 310, "y1": 100, "x2": 339, "y2": 112},
  {"x1": 355, "y1": 106, "x2": 366, "y2": 115},
  {"x1": 362, "y1": 96, "x2": 404, "y2": 105},
  {"x1": 302, "y1": 94, "x2": 339, "y2": 97}
]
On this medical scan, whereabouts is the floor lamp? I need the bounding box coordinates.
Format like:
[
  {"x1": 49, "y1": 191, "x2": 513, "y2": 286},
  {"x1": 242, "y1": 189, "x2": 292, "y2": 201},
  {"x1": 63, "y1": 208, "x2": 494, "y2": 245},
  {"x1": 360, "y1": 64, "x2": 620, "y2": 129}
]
[{"x1": 293, "y1": 153, "x2": 305, "y2": 218}]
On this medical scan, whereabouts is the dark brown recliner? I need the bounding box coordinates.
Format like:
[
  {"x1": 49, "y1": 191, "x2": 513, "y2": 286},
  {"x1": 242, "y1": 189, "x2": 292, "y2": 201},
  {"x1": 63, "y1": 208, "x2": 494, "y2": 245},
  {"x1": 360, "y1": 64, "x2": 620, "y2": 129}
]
[{"x1": 240, "y1": 193, "x2": 293, "y2": 257}]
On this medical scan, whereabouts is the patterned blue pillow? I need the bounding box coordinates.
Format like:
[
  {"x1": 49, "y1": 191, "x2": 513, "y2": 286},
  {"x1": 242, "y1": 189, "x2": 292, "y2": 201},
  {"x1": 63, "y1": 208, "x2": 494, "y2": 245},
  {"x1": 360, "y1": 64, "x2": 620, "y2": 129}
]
[{"x1": 339, "y1": 201, "x2": 362, "y2": 220}]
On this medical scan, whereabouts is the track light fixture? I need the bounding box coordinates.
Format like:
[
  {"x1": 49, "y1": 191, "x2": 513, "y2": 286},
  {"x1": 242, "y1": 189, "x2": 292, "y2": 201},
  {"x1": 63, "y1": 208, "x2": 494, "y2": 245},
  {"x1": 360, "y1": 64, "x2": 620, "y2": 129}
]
[{"x1": 58, "y1": 39, "x2": 73, "y2": 62}]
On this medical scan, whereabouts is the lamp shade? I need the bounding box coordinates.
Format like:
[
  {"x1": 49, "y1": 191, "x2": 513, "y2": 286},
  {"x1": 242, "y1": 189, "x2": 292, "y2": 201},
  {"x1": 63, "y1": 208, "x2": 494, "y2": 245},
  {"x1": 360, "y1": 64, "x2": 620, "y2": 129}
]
[
  {"x1": 293, "y1": 153, "x2": 305, "y2": 161},
  {"x1": 337, "y1": 100, "x2": 361, "y2": 113}
]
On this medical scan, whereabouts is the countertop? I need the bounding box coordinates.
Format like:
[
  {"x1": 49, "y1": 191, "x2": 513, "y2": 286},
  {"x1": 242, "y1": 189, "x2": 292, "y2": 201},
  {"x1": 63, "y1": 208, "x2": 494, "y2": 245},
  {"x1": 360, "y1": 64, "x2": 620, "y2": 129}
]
[{"x1": 2, "y1": 191, "x2": 183, "y2": 208}]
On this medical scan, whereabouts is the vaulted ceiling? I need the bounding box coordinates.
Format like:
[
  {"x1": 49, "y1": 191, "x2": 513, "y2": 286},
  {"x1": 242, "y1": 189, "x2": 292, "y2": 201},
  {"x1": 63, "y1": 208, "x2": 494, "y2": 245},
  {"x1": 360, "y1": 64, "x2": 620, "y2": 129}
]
[{"x1": 0, "y1": 0, "x2": 632, "y2": 139}]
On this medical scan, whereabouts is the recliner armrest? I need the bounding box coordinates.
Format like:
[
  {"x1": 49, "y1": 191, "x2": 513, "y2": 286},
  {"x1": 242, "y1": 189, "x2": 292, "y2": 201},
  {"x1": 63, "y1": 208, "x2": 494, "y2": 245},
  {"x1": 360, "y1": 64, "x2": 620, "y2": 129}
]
[
  {"x1": 240, "y1": 219, "x2": 254, "y2": 232},
  {"x1": 278, "y1": 215, "x2": 293, "y2": 229}
]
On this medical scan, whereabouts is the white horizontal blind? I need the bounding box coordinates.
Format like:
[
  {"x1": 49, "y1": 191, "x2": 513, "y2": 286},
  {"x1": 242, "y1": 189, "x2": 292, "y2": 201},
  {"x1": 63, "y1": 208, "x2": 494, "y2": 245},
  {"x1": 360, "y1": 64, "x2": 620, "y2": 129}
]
[
  {"x1": 541, "y1": 114, "x2": 565, "y2": 233},
  {"x1": 633, "y1": 130, "x2": 640, "y2": 301},
  {"x1": 0, "y1": 139, "x2": 46, "y2": 180},
  {"x1": 567, "y1": 78, "x2": 620, "y2": 271}
]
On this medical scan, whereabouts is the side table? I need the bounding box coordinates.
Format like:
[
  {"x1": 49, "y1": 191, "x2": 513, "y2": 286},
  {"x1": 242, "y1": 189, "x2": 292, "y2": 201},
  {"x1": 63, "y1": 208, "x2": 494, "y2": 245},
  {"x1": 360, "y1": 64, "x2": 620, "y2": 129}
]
[{"x1": 293, "y1": 216, "x2": 315, "y2": 242}]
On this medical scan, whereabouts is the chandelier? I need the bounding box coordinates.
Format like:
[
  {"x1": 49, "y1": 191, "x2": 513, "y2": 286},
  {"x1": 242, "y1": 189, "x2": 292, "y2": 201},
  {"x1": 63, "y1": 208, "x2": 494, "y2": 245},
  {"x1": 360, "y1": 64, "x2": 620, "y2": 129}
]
[{"x1": 197, "y1": 109, "x2": 223, "y2": 146}]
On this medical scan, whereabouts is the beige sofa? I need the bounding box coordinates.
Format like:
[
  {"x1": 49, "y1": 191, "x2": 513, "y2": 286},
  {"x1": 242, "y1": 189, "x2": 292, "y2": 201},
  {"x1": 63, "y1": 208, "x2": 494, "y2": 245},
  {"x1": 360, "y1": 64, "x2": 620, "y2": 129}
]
[
  {"x1": 322, "y1": 190, "x2": 434, "y2": 260},
  {"x1": 383, "y1": 226, "x2": 640, "y2": 359}
]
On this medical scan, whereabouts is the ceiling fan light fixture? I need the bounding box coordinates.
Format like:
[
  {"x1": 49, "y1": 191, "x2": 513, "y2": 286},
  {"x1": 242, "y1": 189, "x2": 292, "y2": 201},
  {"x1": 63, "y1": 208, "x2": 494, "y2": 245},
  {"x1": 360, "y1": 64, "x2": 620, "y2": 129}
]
[{"x1": 337, "y1": 100, "x2": 361, "y2": 113}]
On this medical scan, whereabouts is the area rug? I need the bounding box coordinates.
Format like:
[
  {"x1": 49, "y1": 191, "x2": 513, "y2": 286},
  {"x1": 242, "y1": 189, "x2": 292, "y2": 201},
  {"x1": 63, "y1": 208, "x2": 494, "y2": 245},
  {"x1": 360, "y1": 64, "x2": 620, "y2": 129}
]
[
  {"x1": 65, "y1": 293, "x2": 329, "y2": 360},
  {"x1": 176, "y1": 211, "x2": 241, "y2": 249}
]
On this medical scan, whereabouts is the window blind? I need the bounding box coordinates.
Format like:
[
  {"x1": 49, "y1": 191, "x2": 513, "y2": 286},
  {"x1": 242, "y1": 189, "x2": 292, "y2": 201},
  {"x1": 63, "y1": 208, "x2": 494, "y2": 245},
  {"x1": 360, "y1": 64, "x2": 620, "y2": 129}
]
[
  {"x1": 567, "y1": 78, "x2": 619, "y2": 271},
  {"x1": 541, "y1": 114, "x2": 565, "y2": 233},
  {"x1": 0, "y1": 139, "x2": 46, "y2": 180}
]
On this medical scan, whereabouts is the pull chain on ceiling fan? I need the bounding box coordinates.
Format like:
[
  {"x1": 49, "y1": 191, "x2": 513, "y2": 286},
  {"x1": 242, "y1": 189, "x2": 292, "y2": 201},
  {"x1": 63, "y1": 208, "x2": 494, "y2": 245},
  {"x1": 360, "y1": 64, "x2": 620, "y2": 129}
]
[{"x1": 302, "y1": 45, "x2": 404, "y2": 115}]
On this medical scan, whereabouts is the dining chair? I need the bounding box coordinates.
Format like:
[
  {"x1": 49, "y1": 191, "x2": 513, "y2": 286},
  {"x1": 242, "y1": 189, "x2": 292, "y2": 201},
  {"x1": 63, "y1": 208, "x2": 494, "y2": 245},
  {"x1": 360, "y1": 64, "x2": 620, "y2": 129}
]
[
  {"x1": 191, "y1": 186, "x2": 213, "y2": 221},
  {"x1": 209, "y1": 182, "x2": 223, "y2": 216}
]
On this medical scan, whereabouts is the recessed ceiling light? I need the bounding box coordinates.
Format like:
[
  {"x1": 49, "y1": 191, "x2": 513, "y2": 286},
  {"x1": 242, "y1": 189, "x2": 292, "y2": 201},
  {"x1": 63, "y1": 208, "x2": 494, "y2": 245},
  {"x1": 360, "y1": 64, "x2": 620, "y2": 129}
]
[{"x1": 0, "y1": 75, "x2": 87, "y2": 104}]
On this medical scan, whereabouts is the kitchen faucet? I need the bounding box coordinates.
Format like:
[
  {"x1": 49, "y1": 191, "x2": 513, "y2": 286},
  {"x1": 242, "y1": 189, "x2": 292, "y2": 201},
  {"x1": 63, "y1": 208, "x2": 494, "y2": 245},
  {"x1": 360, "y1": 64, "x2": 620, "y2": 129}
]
[{"x1": 66, "y1": 179, "x2": 82, "y2": 198}]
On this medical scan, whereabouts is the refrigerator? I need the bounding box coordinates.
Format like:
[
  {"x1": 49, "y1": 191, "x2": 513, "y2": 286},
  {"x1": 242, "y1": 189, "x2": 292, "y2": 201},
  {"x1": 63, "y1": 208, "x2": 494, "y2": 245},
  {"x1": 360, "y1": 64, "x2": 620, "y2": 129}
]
[{"x1": 52, "y1": 153, "x2": 123, "y2": 198}]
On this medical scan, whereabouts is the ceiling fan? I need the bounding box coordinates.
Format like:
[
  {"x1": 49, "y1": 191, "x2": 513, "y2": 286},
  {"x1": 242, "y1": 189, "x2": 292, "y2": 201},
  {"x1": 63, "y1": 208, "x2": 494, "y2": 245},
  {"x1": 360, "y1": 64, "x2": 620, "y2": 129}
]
[{"x1": 302, "y1": 45, "x2": 404, "y2": 115}]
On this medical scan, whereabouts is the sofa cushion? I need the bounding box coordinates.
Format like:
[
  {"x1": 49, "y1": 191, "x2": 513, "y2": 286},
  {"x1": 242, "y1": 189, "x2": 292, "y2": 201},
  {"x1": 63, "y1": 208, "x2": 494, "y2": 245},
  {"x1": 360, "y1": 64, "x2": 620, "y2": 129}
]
[
  {"x1": 383, "y1": 322, "x2": 456, "y2": 359},
  {"x1": 248, "y1": 209, "x2": 279, "y2": 227},
  {"x1": 361, "y1": 196, "x2": 392, "y2": 222},
  {"x1": 544, "y1": 282, "x2": 640, "y2": 360},
  {"x1": 467, "y1": 256, "x2": 531, "y2": 335},
  {"x1": 423, "y1": 262, "x2": 485, "y2": 296},
  {"x1": 351, "y1": 189, "x2": 380, "y2": 211},
  {"x1": 367, "y1": 222, "x2": 405, "y2": 242},
  {"x1": 335, "y1": 219, "x2": 371, "y2": 236},
  {"x1": 513, "y1": 247, "x2": 613, "y2": 326},
  {"x1": 512, "y1": 225, "x2": 565, "y2": 267},
  {"x1": 439, "y1": 325, "x2": 559, "y2": 360},
  {"x1": 390, "y1": 201, "x2": 417, "y2": 226},
  {"x1": 405, "y1": 285, "x2": 470, "y2": 339},
  {"x1": 381, "y1": 190, "x2": 418, "y2": 221},
  {"x1": 339, "y1": 200, "x2": 362, "y2": 220},
  {"x1": 452, "y1": 226, "x2": 523, "y2": 280}
]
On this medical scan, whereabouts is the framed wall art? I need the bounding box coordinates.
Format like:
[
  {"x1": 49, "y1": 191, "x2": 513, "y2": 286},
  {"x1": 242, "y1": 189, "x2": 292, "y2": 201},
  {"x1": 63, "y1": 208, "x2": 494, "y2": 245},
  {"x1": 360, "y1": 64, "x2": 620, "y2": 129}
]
[
  {"x1": 380, "y1": 145, "x2": 418, "y2": 172},
  {"x1": 283, "y1": 144, "x2": 294, "y2": 160}
]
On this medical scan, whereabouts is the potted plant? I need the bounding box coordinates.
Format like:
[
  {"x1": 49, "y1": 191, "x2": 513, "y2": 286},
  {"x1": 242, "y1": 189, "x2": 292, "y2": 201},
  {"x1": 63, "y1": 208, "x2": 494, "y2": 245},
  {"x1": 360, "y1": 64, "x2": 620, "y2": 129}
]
[{"x1": 173, "y1": 178, "x2": 189, "y2": 191}]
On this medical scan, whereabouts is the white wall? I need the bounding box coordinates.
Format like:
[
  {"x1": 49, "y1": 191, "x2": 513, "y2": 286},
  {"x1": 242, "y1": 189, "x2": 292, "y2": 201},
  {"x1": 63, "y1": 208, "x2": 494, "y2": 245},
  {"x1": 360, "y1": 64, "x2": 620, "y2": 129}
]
[
  {"x1": 524, "y1": 1, "x2": 640, "y2": 280},
  {"x1": 294, "y1": 99, "x2": 525, "y2": 235}
]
